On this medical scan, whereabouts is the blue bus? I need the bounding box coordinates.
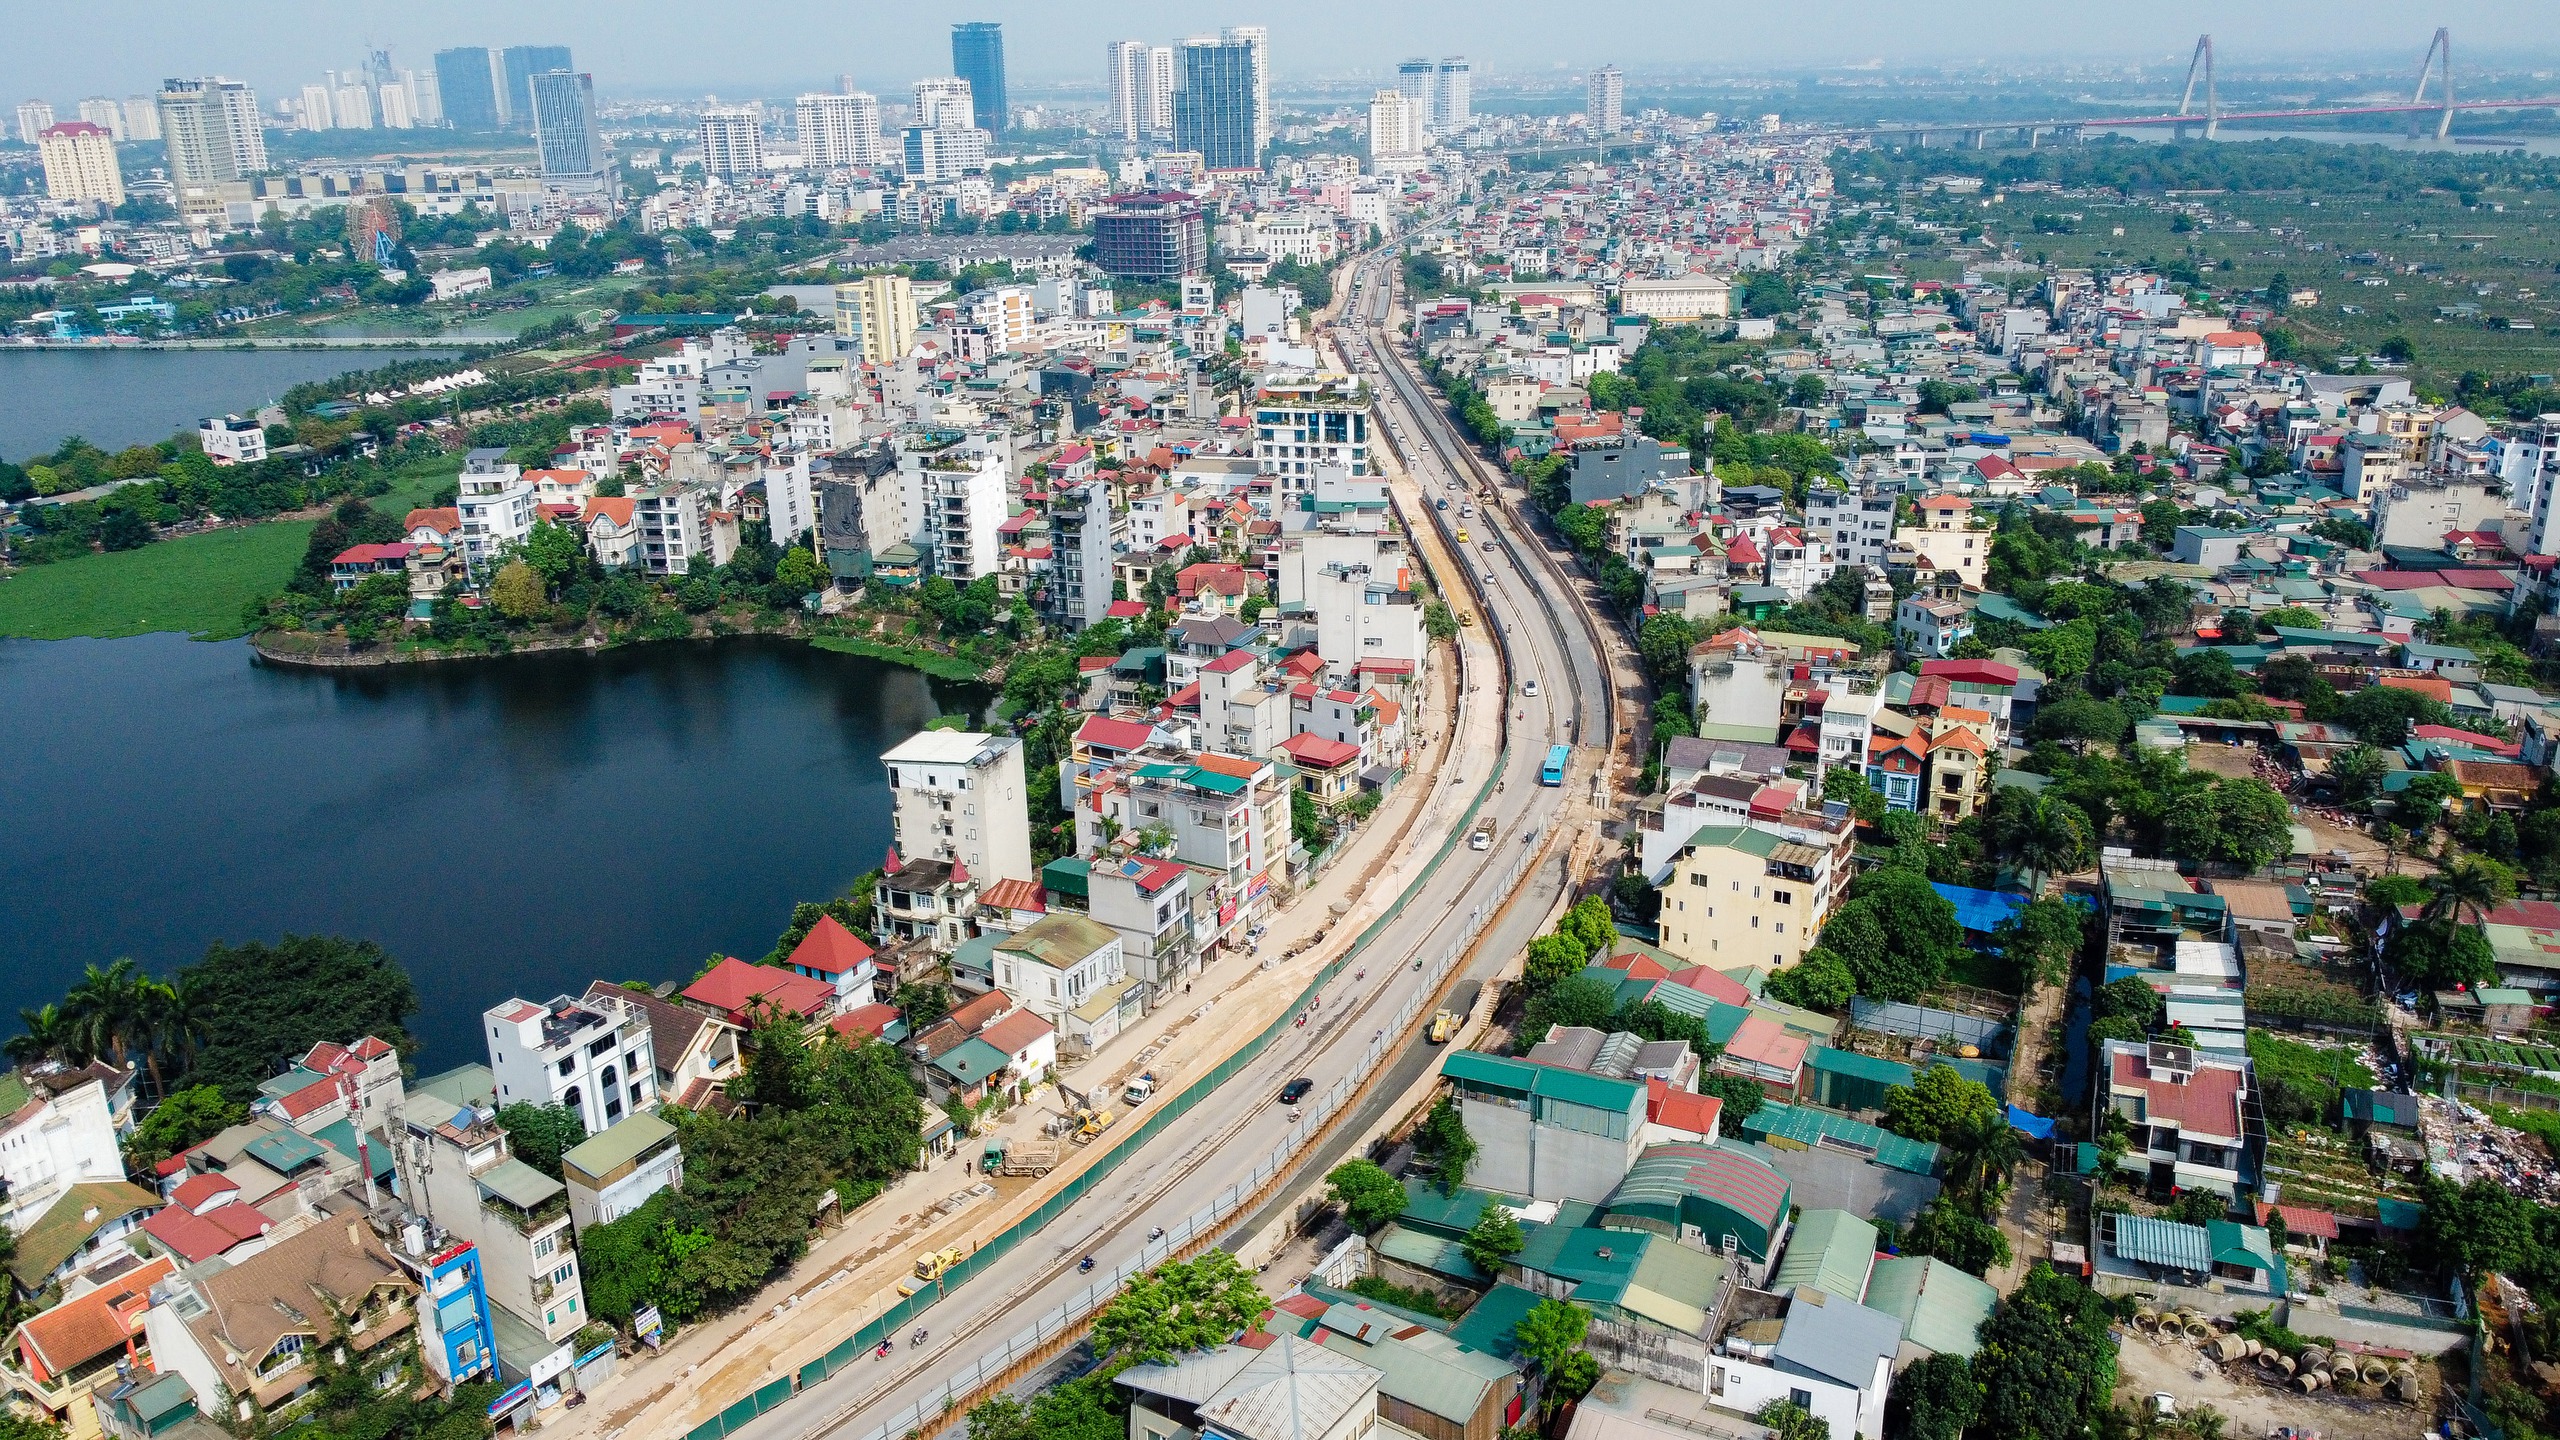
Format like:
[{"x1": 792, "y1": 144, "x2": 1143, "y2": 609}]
[{"x1": 1540, "y1": 745, "x2": 1570, "y2": 787}]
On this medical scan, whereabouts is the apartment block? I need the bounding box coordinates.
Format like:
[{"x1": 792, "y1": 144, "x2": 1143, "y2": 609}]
[
  {"x1": 484, "y1": 992, "x2": 657, "y2": 1135},
  {"x1": 883, "y1": 730, "x2": 1034, "y2": 886}
]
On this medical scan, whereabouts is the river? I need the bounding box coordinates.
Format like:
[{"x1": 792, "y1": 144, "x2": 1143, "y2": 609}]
[
  {"x1": 0, "y1": 634, "x2": 991, "y2": 1068},
  {"x1": 0, "y1": 346, "x2": 462, "y2": 462}
]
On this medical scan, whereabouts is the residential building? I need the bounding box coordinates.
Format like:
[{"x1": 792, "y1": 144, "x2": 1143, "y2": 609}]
[
  {"x1": 582, "y1": 981, "x2": 741, "y2": 1111},
  {"x1": 16, "y1": 101, "x2": 55, "y2": 145},
  {"x1": 950, "y1": 23, "x2": 1007, "y2": 132},
  {"x1": 8, "y1": 1178, "x2": 160, "y2": 1299},
  {"x1": 1705, "y1": 1289, "x2": 1901, "y2": 1440},
  {"x1": 631, "y1": 479, "x2": 717, "y2": 576},
  {"x1": 2500, "y1": 413, "x2": 2560, "y2": 559},
  {"x1": 990, "y1": 914, "x2": 1133, "y2": 1050},
  {"x1": 1587, "y1": 65, "x2": 1625, "y2": 135},
  {"x1": 903, "y1": 123, "x2": 990, "y2": 183},
  {"x1": 0, "y1": 1066, "x2": 129, "y2": 1240},
  {"x1": 456, "y1": 448, "x2": 535, "y2": 567},
  {"x1": 1254, "y1": 374, "x2": 1372, "y2": 498},
  {"x1": 390, "y1": 1069, "x2": 586, "y2": 1344},
  {"x1": 527, "y1": 71, "x2": 605, "y2": 188},
  {"x1": 781, "y1": 913, "x2": 882, "y2": 1003},
  {"x1": 4, "y1": 1256, "x2": 178, "y2": 1439},
  {"x1": 1891, "y1": 495, "x2": 1986, "y2": 587},
  {"x1": 1434, "y1": 58, "x2": 1472, "y2": 133},
  {"x1": 911, "y1": 77, "x2": 975, "y2": 131},
  {"x1": 698, "y1": 106, "x2": 764, "y2": 178},
  {"x1": 37, "y1": 123, "x2": 123, "y2": 207},
  {"x1": 144, "y1": 1222, "x2": 416, "y2": 1414},
  {"x1": 2098, "y1": 1039, "x2": 2254, "y2": 1198},
  {"x1": 72, "y1": 98, "x2": 123, "y2": 141},
  {"x1": 1441, "y1": 1051, "x2": 1645, "y2": 1205},
  {"x1": 797, "y1": 92, "x2": 883, "y2": 169},
  {"x1": 1804, "y1": 484, "x2": 1896, "y2": 569},
  {"x1": 1655, "y1": 824, "x2": 1838, "y2": 972},
  {"x1": 155, "y1": 78, "x2": 265, "y2": 187},
  {"x1": 196, "y1": 414, "x2": 266, "y2": 466},
  {"x1": 1093, "y1": 193, "x2": 1209, "y2": 280},
  {"x1": 405, "y1": 1240, "x2": 497, "y2": 1389},
  {"x1": 1087, "y1": 855, "x2": 1196, "y2": 1001},
  {"x1": 560, "y1": 1113, "x2": 683, "y2": 1233},
  {"x1": 875, "y1": 857, "x2": 978, "y2": 957},
  {"x1": 1046, "y1": 479, "x2": 1117, "y2": 630},
  {"x1": 482, "y1": 991, "x2": 657, "y2": 1135},
  {"x1": 1619, "y1": 276, "x2": 1732, "y2": 323},
  {"x1": 918, "y1": 444, "x2": 1007, "y2": 579},
  {"x1": 1895, "y1": 594, "x2": 1972, "y2": 658},
  {"x1": 1369, "y1": 89, "x2": 1424, "y2": 164},
  {"x1": 1173, "y1": 34, "x2": 1260, "y2": 171},
  {"x1": 834, "y1": 273, "x2": 919, "y2": 365},
  {"x1": 884, "y1": 730, "x2": 1035, "y2": 886},
  {"x1": 1107, "y1": 41, "x2": 1156, "y2": 142}
]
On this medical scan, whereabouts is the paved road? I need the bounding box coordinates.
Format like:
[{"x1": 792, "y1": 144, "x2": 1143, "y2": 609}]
[{"x1": 725, "y1": 246, "x2": 1615, "y2": 1440}]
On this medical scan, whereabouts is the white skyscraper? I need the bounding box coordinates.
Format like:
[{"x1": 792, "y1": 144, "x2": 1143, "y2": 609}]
[
  {"x1": 1147, "y1": 46, "x2": 1175, "y2": 137},
  {"x1": 797, "y1": 92, "x2": 882, "y2": 168},
  {"x1": 698, "y1": 105, "x2": 765, "y2": 178},
  {"x1": 1395, "y1": 58, "x2": 1432, "y2": 123},
  {"x1": 333, "y1": 77, "x2": 375, "y2": 131},
  {"x1": 911, "y1": 77, "x2": 975, "y2": 132},
  {"x1": 1368, "y1": 89, "x2": 1422, "y2": 164},
  {"x1": 120, "y1": 96, "x2": 161, "y2": 143},
  {"x1": 298, "y1": 83, "x2": 335, "y2": 131},
  {"x1": 408, "y1": 66, "x2": 443, "y2": 125},
  {"x1": 16, "y1": 100, "x2": 56, "y2": 145},
  {"x1": 378, "y1": 81, "x2": 414, "y2": 130},
  {"x1": 1435, "y1": 57, "x2": 1471, "y2": 134},
  {"x1": 1587, "y1": 64, "x2": 1624, "y2": 136},
  {"x1": 1223, "y1": 25, "x2": 1269, "y2": 148},
  {"x1": 1107, "y1": 40, "x2": 1150, "y2": 142},
  {"x1": 157, "y1": 77, "x2": 265, "y2": 185},
  {"x1": 76, "y1": 97, "x2": 125, "y2": 141}
]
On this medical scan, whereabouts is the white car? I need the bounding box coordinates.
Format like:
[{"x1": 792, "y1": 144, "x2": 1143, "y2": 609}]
[{"x1": 1523, "y1": 679, "x2": 1541, "y2": 697}]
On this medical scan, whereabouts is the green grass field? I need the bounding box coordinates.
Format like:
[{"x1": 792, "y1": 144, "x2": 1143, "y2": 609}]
[
  {"x1": 371, "y1": 454, "x2": 465, "y2": 517},
  {"x1": 0, "y1": 521, "x2": 312, "y2": 641},
  {"x1": 806, "y1": 634, "x2": 985, "y2": 681}
]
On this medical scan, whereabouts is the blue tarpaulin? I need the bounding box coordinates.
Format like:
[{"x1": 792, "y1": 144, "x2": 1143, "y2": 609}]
[
  {"x1": 2007, "y1": 1105, "x2": 2057, "y2": 1140},
  {"x1": 1933, "y1": 883, "x2": 2030, "y2": 937}
]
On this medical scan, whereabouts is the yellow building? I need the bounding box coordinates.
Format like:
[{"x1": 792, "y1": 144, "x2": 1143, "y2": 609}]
[
  {"x1": 1654, "y1": 824, "x2": 1843, "y2": 973},
  {"x1": 38, "y1": 122, "x2": 124, "y2": 207},
  {"x1": 833, "y1": 273, "x2": 918, "y2": 366}
]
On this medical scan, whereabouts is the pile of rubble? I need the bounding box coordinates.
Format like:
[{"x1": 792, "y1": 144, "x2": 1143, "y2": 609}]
[{"x1": 2423, "y1": 1096, "x2": 2560, "y2": 1202}]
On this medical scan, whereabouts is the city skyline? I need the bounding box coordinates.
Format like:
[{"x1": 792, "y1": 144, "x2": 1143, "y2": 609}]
[{"x1": 5, "y1": 1, "x2": 2557, "y2": 106}]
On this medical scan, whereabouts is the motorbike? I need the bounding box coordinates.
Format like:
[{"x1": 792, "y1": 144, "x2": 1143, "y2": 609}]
[
  {"x1": 1079, "y1": 1256, "x2": 1096, "y2": 1273},
  {"x1": 912, "y1": 1329, "x2": 928, "y2": 1347},
  {"x1": 1148, "y1": 1226, "x2": 1166, "y2": 1241},
  {"x1": 1295, "y1": 1013, "x2": 1307, "y2": 1028},
  {"x1": 875, "y1": 1342, "x2": 892, "y2": 1360}
]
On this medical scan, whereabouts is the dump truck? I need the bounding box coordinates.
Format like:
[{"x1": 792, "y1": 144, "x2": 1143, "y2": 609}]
[
  {"x1": 1000, "y1": 1139, "x2": 1062, "y2": 1177},
  {"x1": 980, "y1": 1139, "x2": 1007, "y2": 1173},
  {"x1": 914, "y1": 1246, "x2": 964, "y2": 1281}
]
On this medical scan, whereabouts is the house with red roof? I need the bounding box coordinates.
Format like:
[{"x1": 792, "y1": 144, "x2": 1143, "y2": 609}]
[
  {"x1": 6, "y1": 1254, "x2": 176, "y2": 1430},
  {"x1": 679, "y1": 958, "x2": 841, "y2": 1028},
  {"x1": 1278, "y1": 732, "x2": 1363, "y2": 809},
  {"x1": 782, "y1": 915, "x2": 878, "y2": 1005},
  {"x1": 2100, "y1": 1039, "x2": 2252, "y2": 1198},
  {"x1": 141, "y1": 1171, "x2": 277, "y2": 1264},
  {"x1": 1642, "y1": 1078, "x2": 1724, "y2": 1145},
  {"x1": 329, "y1": 542, "x2": 416, "y2": 592}
]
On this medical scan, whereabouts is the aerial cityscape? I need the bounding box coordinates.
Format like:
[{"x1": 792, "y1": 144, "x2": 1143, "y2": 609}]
[{"x1": 11, "y1": 10, "x2": 2560, "y2": 1440}]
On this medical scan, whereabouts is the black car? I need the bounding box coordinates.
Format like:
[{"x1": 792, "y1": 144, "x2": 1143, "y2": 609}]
[{"x1": 1279, "y1": 1078, "x2": 1314, "y2": 1104}]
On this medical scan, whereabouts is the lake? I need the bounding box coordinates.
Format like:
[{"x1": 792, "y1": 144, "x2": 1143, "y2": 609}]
[
  {"x1": 0, "y1": 634, "x2": 991, "y2": 1069},
  {"x1": 0, "y1": 347, "x2": 461, "y2": 463}
]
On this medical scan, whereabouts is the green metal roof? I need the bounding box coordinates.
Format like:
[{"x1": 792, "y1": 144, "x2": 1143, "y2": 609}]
[
  {"x1": 1804, "y1": 1045, "x2": 1913, "y2": 1088},
  {"x1": 1741, "y1": 1102, "x2": 1943, "y2": 1176},
  {"x1": 998, "y1": 913, "x2": 1120, "y2": 969},
  {"x1": 1394, "y1": 1180, "x2": 1522, "y2": 1241},
  {"x1": 1604, "y1": 1142, "x2": 1789, "y2": 1260},
  {"x1": 244, "y1": 1126, "x2": 329, "y2": 1174},
  {"x1": 931, "y1": 1037, "x2": 1012, "y2": 1084},
  {"x1": 1861, "y1": 1255, "x2": 1996, "y2": 1358},
  {"x1": 1444, "y1": 1283, "x2": 1542, "y2": 1361},
  {"x1": 1316, "y1": 1326, "x2": 1514, "y2": 1424},
  {"x1": 1372, "y1": 1224, "x2": 1486, "y2": 1283},
  {"x1": 1772, "y1": 1208, "x2": 1878, "y2": 1300},
  {"x1": 477, "y1": 1156, "x2": 565, "y2": 1210},
  {"x1": 1041, "y1": 857, "x2": 1091, "y2": 898},
  {"x1": 562, "y1": 1112, "x2": 678, "y2": 1183},
  {"x1": 1440, "y1": 1050, "x2": 1644, "y2": 1115},
  {"x1": 1515, "y1": 1225, "x2": 1643, "y2": 1289}
]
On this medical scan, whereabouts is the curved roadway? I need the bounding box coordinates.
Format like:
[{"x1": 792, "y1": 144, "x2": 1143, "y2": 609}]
[{"x1": 728, "y1": 242, "x2": 1614, "y2": 1440}]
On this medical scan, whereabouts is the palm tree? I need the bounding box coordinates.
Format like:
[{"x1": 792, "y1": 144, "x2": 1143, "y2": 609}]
[
  {"x1": 1943, "y1": 1108, "x2": 2024, "y2": 1206},
  {"x1": 2180, "y1": 1405, "x2": 2228, "y2": 1440},
  {"x1": 5, "y1": 1005, "x2": 77, "y2": 1069},
  {"x1": 61, "y1": 959, "x2": 153, "y2": 1075},
  {"x1": 1993, "y1": 792, "x2": 2094, "y2": 880},
  {"x1": 2423, "y1": 858, "x2": 2513, "y2": 929},
  {"x1": 130, "y1": 975, "x2": 189, "y2": 1100}
]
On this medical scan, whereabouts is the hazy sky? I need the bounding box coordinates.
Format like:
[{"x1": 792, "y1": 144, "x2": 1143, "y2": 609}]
[{"x1": 8, "y1": 1, "x2": 2557, "y2": 104}]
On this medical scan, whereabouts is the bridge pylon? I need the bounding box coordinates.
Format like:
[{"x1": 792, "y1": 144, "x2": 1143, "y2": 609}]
[
  {"x1": 2177, "y1": 35, "x2": 2219, "y2": 140},
  {"x1": 2412, "y1": 27, "x2": 2455, "y2": 141}
]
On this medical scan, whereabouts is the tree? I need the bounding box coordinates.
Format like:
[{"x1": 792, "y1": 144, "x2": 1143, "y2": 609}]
[
  {"x1": 2330, "y1": 744, "x2": 2389, "y2": 807},
  {"x1": 491, "y1": 560, "x2": 547, "y2": 620},
  {"x1": 522, "y1": 520, "x2": 585, "y2": 590},
  {"x1": 173, "y1": 935, "x2": 418, "y2": 1103},
  {"x1": 774, "y1": 546, "x2": 825, "y2": 597},
  {"x1": 2424, "y1": 856, "x2": 2516, "y2": 928},
  {"x1": 1560, "y1": 895, "x2": 1616, "y2": 957},
  {"x1": 1415, "y1": 1095, "x2": 1476, "y2": 1192},
  {"x1": 1823, "y1": 765, "x2": 1886, "y2": 823},
  {"x1": 1091, "y1": 1250, "x2": 1267, "y2": 1364},
  {"x1": 1326, "y1": 1159, "x2": 1408, "y2": 1233},
  {"x1": 123, "y1": 1084, "x2": 246, "y2": 1171},
  {"x1": 1882, "y1": 1064, "x2": 2002, "y2": 1144},
  {"x1": 1820, "y1": 870, "x2": 1963, "y2": 1002},
  {"x1": 2338, "y1": 683, "x2": 2448, "y2": 745},
  {"x1": 1523, "y1": 934, "x2": 1592, "y2": 992},
  {"x1": 1763, "y1": 948, "x2": 1856, "y2": 1011},
  {"x1": 966, "y1": 1396, "x2": 1040, "y2": 1440},
  {"x1": 60, "y1": 958, "x2": 155, "y2": 1074},
  {"x1": 1521, "y1": 973, "x2": 1618, "y2": 1041},
  {"x1": 1515, "y1": 1299, "x2": 1599, "y2": 1408},
  {"x1": 2385, "y1": 917, "x2": 2497, "y2": 991},
  {"x1": 1886, "y1": 1352, "x2": 1977, "y2": 1440},
  {"x1": 2418, "y1": 1173, "x2": 2538, "y2": 1278},
  {"x1": 1942, "y1": 1107, "x2": 2025, "y2": 1206},
  {"x1": 1756, "y1": 1401, "x2": 1831, "y2": 1440},
  {"x1": 1971, "y1": 1266, "x2": 2116, "y2": 1440},
  {"x1": 5, "y1": 1004, "x2": 75, "y2": 1069},
  {"x1": 1463, "y1": 1203, "x2": 1526, "y2": 1275},
  {"x1": 496, "y1": 1102, "x2": 587, "y2": 1181},
  {"x1": 1992, "y1": 897, "x2": 2087, "y2": 991},
  {"x1": 1989, "y1": 792, "x2": 2094, "y2": 878},
  {"x1": 2164, "y1": 777, "x2": 2293, "y2": 870},
  {"x1": 2394, "y1": 770, "x2": 2465, "y2": 833},
  {"x1": 1703, "y1": 1074, "x2": 1767, "y2": 1123}
]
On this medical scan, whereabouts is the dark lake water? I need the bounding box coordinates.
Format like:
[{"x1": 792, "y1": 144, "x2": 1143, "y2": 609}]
[
  {"x1": 0, "y1": 347, "x2": 461, "y2": 462},
  {"x1": 0, "y1": 634, "x2": 990, "y2": 1068}
]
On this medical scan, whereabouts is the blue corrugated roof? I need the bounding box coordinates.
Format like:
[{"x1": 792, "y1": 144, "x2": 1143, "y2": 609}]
[{"x1": 2112, "y1": 1214, "x2": 2211, "y2": 1270}]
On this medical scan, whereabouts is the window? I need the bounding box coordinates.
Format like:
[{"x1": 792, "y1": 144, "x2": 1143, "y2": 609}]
[
  {"x1": 1774, "y1": 889, "x2": 1793, "y2": 905},
  {"x1": 1790, "y1": 1391, "x2": 1813, "y2": 1412}
]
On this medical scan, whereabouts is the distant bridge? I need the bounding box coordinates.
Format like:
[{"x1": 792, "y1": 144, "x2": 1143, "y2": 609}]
[{"x1": 1827, "y1": 30, "x2": 2560, "y2": 150}]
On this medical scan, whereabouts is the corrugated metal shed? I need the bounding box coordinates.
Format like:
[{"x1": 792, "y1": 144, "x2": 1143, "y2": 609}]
[
  {"x1": 1771, "y1": 1208, "x2": 1878, "y2": 1301},
  {"x1": 1741, "y1": 1101, "x2": 1943, "y2": 1177},
  {"x1": 1862, "y1": 1254, "x2": 1996, "y2": 1358}
]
